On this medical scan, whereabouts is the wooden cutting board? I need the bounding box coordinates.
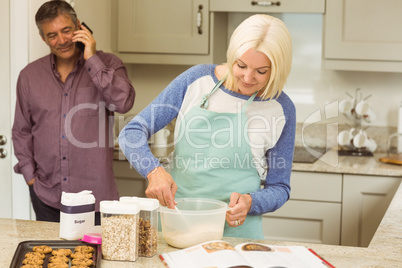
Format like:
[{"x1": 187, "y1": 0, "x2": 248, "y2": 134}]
[{"x1": 379, "y1": 154, "x2": 402, "y2": 165}]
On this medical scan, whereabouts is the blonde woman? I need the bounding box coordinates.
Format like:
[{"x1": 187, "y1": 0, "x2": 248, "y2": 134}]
[{"x1": 119, "y1": 14, "x2": 294, "y2": 239}]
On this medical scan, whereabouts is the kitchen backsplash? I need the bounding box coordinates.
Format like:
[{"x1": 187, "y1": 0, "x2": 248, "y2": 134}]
[
  {"x1": 295, "y1": 123, "x2": 397, "y2": 153},
  {"x1": 115, "y1": 113, "x2": 394, "y2": 154}
]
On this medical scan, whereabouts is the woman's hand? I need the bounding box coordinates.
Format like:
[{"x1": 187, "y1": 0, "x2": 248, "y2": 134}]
[
  {"x1": 146, "y1": 167, "x2": 178, "y2": 209},
  {"x1": 226, "y1": 192, "x2": 252, "y2": 227}
]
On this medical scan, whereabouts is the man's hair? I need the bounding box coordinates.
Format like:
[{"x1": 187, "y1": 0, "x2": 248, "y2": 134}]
[
  {"x1": 35, "y1": 0, "x2": 78, "y2": 37},
  {"x1": 224, "y1": 14, "x2": 292, "y2": 100}
]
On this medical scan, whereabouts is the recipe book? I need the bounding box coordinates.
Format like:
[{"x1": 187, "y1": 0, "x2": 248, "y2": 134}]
[{"x1": 160, "y1": 240, "x2": 335, "y2": 268}]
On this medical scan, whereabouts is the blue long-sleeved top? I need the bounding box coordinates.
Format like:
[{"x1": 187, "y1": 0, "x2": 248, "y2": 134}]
[{"x1": 119, "y1": 64, "x2": 295, "y2": 215}]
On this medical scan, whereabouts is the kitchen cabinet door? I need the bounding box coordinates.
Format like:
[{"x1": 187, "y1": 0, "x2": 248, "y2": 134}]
[
  {"x1": 289, "y1": 171, "x2": 342, "y2": 202},
  {"x1": 112, "y1": 0, "x2": 227, "y2": 65},
  {"x1": 342, "y1": 174, "x2": 401, "y2": 247},
  {"x1": 262, "y1": 171, "x2": 342, "y2": 245},
  {"x1": 117, "y1": 0, "x2": 209, "y2": 54},
  {"x1": 324, "y1": 0, "x2": 402, "y2": 72},
  {"x1": 263, "y1": 200, "x2": 341, "y2": 245},
  {"x1": 210, "y1": 0, "x2": 325, "y2": 13}
]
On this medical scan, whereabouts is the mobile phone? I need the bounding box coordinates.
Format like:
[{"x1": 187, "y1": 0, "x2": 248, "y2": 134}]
[{"x1": 76, "y1": 22, "x2": 93, "y2": 51}]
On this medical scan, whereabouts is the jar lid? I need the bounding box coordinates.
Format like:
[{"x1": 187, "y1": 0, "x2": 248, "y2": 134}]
[
  {"x1": 100, "y1": 200, "x2": 140, "y2": 214},
  {"x1": 120, "y1": 197, "x2": 159, "y2": 211},
  {"x1": 120, "y1": 196, "x2": 139, "y2": 202},
  {"x1": 80, "y1": 233, "x2": 102, "y2": 244},
  {"x1": 139, "y1": 198, "x2": 159, "y2": 211}
]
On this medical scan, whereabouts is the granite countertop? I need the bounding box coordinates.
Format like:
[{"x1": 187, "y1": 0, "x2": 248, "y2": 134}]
[
  {"x1": 115, "y1": 146, "x2": 402, "y2": 178},
  {"x1": 292, "y1": 150, "x2": 402, "y2": 177},
  {"x1": 2, "y1": 181, "x2": 401, "y2": 267}
]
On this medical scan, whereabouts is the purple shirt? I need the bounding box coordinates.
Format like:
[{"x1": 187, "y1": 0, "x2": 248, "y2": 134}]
[{"x1": 12, "y1": 51, "x2": 135, "y2": 211}]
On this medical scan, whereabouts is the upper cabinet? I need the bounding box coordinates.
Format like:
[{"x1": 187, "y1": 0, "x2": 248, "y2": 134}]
[
  {"x1": 324, "y1": 0, "x2": 402, "y2": 72},
  {"x1": 112, "y1": 0, "x2": 228, "y2": 65},
  {"x1": 210, "y1": 0, "x2": 325, "y2": 13},
  {"x1": 117, "y1": 0, "x2": 208, "y2": 54},
  {"x1": 112, "y1": 0, "x2": 325, "y2": 65}
]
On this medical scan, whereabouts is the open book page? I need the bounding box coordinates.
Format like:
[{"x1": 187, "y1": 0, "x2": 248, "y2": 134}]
[
  {"x1": 160, "y1": 240, "x2": 333, "y2": 268},
  {"x1": 234, "y1": 242, "x2": 330, "y2": 268},
  {"x1": 160, "y1": 240, "x2": 252, "y2": 268}
]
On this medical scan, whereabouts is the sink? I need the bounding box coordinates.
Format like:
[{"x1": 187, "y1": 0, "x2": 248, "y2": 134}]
[{"x1": 293, "y1": 146, "x2": 327, "y2": 163}]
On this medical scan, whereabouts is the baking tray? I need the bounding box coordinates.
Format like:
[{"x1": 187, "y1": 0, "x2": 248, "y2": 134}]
[{"x1": 10, "y1": 240, "x2": 101, "y2": 268}]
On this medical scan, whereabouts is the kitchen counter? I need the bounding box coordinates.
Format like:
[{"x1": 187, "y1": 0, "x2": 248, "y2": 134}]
[
  {"x1": 292, "y1": 149, "x2": 402, "y2": 177},
  {"x1": 2, "y1": 180, "x2": 401, "y2": 267},
  {"x1": 115, "y1": 146, "x2": 402, "y2": 178}
]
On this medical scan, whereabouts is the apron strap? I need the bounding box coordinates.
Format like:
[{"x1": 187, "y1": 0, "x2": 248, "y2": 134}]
[
  {"x1": 200, "y1": 78, "x2": 259, "y2": 112},
  {"x1": 241, "y1": 91, "x2": 258, "y2": 113},
  {"x1": 200, "y1": 79, "x2": 225, "y2": 109}
]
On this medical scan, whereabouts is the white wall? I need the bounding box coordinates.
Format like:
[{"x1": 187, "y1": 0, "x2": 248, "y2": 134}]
[
  {"x1": 28, "y1": 0, "x2": 48, "y2": 61},
  {"x1": 281, "y1": 13, "x2": 402, "y2": 128},
  {"x1": 11, "y1": 0, "x2": 33, "y2": 220}
]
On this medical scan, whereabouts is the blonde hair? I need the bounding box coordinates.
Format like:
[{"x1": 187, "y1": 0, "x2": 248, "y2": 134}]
[{"x1": 224, "y1": 14, "x2": 292, "y2": 100}]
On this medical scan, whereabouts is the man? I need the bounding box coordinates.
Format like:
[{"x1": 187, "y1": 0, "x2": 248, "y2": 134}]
[{"x1": 12, "y1": 0, "x2": 135, "y2": 224}]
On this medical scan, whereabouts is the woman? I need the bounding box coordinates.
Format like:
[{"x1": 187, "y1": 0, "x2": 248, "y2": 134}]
[{"x1": 119, "y1": 14, "x2": 295, "y2": 239}]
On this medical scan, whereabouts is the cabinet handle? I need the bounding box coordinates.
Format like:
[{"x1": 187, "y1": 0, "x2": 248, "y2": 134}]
[
  {"x1": 251, "y1": 1, "x2": 281, "y2": 6},
  {"x1": 0, "y1": 135, "x2": 6, "y2": 146},
  {"x1": 197, "y1": 5, "x2": 203, "y2": 35},
  {"x1": 0, "y1": 148, "x2": 7, "y2": 159}
]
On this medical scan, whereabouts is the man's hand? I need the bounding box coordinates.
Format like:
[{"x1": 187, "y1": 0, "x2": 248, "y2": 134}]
[
  {"x1": 225, "y1": 192, "x2": 252, "y2": 227},
  {"x1": 27, "y1": 177, "x2": 36, "y2": 186},
  {"x1": 73, "y1": 23, "x2": 96, "y2": 60},
  {"x1": 146, "y1": 167, "x2": 177, "y2": 209}
]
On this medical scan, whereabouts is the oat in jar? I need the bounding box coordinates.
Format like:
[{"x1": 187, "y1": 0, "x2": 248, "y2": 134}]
[{"x1": 100, "y1": 200, "x2": 140, "y2": 261}]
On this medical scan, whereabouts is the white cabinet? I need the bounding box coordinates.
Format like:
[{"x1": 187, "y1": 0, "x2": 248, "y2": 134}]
[
  {"x1": 112, "y1": 0, "x2": 326, "y2": 65},
  {"x1": 263, "y1": 200, "x2": 341, "y2": 244},
  {"x1": 210, "y1": 0, "x2": 325, "y2": 13},
  {"x1": 112, "y1": 0, "x2": 228, "y2": 65},
  {"x1": 117, "y1": 0, "x2": 209, "y2": 54},
  {"x1": 263, "y1": 171, "x2": 401, "y2": 247},
  {"x1": 342, "y1": 174, "x2": 401, "y2": 247},
  {"x1": 263, "y1": 171, "x2": 342, "y2": 245},
  {"x1": 324, "y1": 0, "x2": 402, "y2": 72},
  {"x1": 113, "y1": 160, "x2": 147, "y2": 198}
]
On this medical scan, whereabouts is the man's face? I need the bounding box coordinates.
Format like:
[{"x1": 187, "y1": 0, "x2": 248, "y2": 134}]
[{"x1": 40, "y1": 14, "x2": 79, "y2": 62}]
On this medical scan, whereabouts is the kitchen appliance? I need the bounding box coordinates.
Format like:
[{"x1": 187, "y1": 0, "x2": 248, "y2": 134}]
[{"x1": 159, "y1": 198, "x2": 227, "y2": 249}]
